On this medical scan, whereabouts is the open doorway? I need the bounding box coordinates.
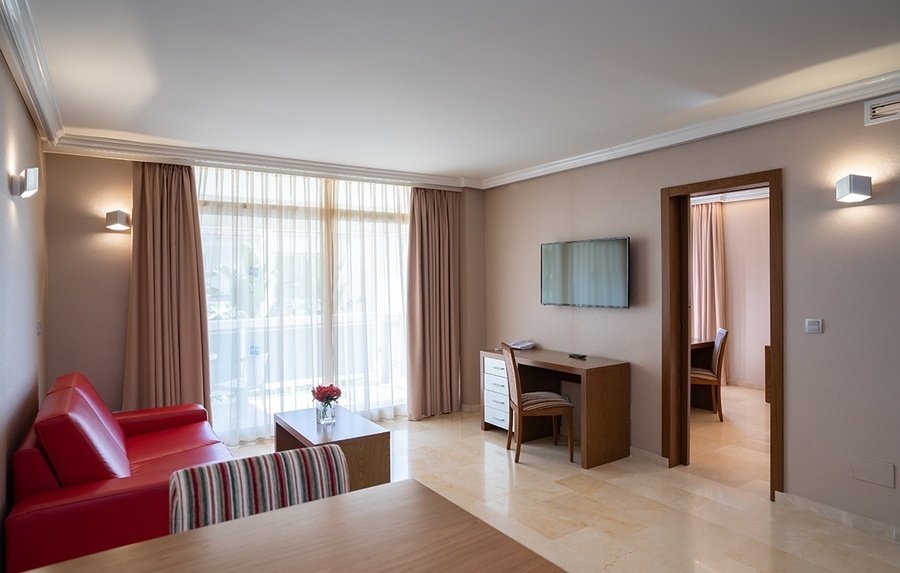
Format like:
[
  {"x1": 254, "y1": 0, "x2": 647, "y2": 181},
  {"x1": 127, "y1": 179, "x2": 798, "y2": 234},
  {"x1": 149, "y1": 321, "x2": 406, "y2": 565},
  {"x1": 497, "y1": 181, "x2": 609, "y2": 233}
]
[
  {"x1": 686, "y1": 190, "x2": 770, "y2": 497},
  {"x1": 661, "y1": 169, "x2": 784, "y2": 501}
]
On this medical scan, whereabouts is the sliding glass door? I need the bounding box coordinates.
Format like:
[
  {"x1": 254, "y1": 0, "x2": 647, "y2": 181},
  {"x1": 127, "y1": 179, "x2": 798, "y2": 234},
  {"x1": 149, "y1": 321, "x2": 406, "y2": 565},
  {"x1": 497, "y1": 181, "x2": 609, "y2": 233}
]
[{"x1": 197, "y1": 168, "x2": 409, "y2": 444}]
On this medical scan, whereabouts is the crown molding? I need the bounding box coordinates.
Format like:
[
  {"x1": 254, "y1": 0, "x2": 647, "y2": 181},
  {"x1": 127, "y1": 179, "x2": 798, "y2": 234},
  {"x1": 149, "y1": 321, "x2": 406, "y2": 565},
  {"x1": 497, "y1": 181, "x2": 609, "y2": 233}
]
[
  {"x1": 0, "y1": 0, "x2": 63, "y2": 142},
  {"x1": 482, "y1": 70, "x2": 900, "y2": 189},
  {"x1": 46, "y1": 135, "x2": 471, "y2": 190}
]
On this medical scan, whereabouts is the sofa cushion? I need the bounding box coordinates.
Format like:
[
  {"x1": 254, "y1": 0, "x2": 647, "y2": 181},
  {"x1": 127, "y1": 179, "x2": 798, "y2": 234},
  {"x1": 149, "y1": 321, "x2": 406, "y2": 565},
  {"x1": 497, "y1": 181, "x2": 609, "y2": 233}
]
[
  {"x1": 34, "y1": 389, "x2": 131, "y2": 486},
  {"x1": 130, "y1": 442, "x2": 233, "y2": 476},
  {"x1": 126, "y1": 422, "x2": 224, "y2": 464},
  {"x1": 49, "y1": 372, "x2": 127, "y2": 447}
]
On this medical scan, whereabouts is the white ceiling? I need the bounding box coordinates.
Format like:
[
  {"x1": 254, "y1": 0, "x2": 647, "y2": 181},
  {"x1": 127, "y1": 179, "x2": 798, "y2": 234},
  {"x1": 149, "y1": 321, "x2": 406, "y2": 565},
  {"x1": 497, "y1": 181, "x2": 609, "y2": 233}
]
[{"x1": 4, "y1": 0, "x2": 900, "y2": 188}]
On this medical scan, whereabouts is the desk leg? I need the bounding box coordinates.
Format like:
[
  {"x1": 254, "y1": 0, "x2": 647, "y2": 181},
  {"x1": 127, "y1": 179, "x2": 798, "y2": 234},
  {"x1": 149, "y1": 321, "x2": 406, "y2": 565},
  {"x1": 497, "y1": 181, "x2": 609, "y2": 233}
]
[{"x1": 581, "y1": 364, "x2": 630, "y2": 469}]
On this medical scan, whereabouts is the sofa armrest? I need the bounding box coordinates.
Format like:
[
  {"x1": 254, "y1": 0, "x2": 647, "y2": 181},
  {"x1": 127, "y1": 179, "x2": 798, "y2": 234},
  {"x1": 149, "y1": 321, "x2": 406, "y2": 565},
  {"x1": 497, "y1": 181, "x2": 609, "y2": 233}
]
[
  {"x1": 114, "y1": 404, "x2": 209, "y2": 436},
  {"x1": 5, "y1": 473, "x2": 171, "y2": 572}
]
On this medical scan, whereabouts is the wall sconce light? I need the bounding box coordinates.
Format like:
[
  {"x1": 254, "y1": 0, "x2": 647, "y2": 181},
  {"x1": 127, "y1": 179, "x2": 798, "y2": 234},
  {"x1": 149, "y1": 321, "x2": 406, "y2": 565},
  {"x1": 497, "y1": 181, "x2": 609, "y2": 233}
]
[
  {"x1": 10, "y1": 167, "x2": 39, "y2": 198},
  {"x1": 105, "y1": 210, "x2": 131, "y2": 231},
  {"x1": 836, "y1": 174, "x2": 872, "y2": 203}
]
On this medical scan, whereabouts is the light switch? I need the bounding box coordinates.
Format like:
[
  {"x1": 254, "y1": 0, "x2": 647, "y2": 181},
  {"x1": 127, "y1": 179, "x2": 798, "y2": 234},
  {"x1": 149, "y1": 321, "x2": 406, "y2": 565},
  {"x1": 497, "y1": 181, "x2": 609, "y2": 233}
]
[{"x1": 804, "y1": 318, "x2": 823, "y2": 334}]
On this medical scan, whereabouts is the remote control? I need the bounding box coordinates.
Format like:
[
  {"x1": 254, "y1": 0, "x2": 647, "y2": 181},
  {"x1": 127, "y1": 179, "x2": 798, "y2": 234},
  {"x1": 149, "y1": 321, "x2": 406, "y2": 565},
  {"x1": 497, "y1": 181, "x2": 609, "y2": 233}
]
[{"x1": 568, "y1": 353, "x2": 586, "y2": 359}]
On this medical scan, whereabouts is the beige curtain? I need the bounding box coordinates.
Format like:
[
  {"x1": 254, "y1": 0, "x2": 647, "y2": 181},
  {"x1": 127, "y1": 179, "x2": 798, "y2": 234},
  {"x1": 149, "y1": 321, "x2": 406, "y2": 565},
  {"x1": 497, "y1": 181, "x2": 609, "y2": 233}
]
[
  {"x1": 122, "y1": 163, "x2": 210, "y2": 412},
  {"x1": 690, "y1": 202, "x2": 727, "y2": 381},
  {"x1": 407, "y1": 187, "x2": 460, "y2": 420}
]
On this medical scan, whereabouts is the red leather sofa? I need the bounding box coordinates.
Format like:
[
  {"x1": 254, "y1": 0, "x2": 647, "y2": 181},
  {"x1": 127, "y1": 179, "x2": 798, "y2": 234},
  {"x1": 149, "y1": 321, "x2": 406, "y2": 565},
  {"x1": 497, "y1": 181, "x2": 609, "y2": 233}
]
[{"x1": 5, "y1": 372, "x2": 233, "y2": 572}]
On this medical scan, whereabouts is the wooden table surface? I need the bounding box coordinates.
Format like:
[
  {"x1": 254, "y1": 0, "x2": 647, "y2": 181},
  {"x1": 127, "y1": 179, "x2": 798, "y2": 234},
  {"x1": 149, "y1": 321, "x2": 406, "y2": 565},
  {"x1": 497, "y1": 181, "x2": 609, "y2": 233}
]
[
  {"x1": 275, "y1": 405, "x2": 389, "y2": 447},
  {"x1": 34, "y1": 479, "x2": 562, "y2": 572}
]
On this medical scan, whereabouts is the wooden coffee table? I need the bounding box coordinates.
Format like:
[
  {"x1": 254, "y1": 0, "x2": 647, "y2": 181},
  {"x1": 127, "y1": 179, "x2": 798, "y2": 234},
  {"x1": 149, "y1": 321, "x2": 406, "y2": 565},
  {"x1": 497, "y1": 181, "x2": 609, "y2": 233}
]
[{"x1": 274, "y1": 406, "x2": 390, "y2": 491}]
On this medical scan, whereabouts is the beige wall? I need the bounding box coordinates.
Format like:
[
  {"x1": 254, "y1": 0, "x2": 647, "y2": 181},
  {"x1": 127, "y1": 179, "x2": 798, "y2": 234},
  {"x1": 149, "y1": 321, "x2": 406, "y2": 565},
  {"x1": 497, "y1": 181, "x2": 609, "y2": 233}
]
[
  {"x1": 45, "y1": 154, "x2": 132, "y2": 409},
  {"x1": 0, "y1": 58, "x2": 46, "y2": 556},
  {"x1": 722, "y1": 198, "x2": 769, "y2": 387},
  {"x1": 484, "y1": 101, "x2": 900, "y2": 526}
]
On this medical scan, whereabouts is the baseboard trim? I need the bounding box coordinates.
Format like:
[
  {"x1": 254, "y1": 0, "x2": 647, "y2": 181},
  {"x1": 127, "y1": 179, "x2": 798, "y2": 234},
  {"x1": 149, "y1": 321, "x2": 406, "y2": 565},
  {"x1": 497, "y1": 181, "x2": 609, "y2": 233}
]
[
  {"x1": 776, "y1": 492, "x2": 899, "y2": 543},
  {"x1": 726, "y1": 380, "x2": 765, "y2": 390},
  {"x1": 629, "y1": 447, "x2": 669, "y2": 466}
]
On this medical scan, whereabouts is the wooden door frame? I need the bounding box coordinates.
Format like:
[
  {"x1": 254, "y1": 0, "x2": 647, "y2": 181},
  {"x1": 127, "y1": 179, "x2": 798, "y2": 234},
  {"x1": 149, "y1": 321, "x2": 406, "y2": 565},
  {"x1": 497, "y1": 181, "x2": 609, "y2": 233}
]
[{"x1": 661, "y1": 169, "x2": 784, "y2": 500}]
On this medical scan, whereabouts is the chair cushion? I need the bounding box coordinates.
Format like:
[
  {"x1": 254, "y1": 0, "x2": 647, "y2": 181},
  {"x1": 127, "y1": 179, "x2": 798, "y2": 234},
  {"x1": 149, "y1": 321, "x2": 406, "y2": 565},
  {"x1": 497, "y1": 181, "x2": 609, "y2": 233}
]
[
  {"x1": 169, "y1": 444, "x2": 350, "y2": 533},
  {"x1": 690, "y1": 368, "x2": 717, "y2": 381},
  {"x1": 521, "y1": 391, "x2": 574, "y2": 412}
]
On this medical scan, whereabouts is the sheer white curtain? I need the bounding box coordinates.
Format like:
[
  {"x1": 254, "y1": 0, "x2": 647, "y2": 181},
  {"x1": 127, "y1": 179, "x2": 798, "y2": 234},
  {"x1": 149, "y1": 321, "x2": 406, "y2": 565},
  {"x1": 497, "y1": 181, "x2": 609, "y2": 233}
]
[{"x1": 197, "y1": 167, "x2": 409, "y2": 444}]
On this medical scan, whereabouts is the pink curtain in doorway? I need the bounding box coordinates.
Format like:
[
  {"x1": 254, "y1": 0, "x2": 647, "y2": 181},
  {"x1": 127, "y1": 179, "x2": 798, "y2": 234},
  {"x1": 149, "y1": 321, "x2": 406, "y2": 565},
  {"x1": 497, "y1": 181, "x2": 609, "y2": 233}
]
[
  {"x1": 122, "y1": 162, "x2": 210, "y2": 412},
  {"x1": 690, "y1": 202, "x2": 727, "y2": 382}
]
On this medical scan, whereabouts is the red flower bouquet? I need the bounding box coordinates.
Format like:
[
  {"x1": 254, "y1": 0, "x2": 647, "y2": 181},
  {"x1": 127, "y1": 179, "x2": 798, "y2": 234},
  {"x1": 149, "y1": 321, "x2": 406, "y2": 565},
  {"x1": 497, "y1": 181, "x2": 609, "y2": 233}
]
[
  {"x1": 312, "y1": 384, "x2": 342, "y2": 404},
  {"x1": 312, "y1": 384, "x2": 341, "y2": 425}
]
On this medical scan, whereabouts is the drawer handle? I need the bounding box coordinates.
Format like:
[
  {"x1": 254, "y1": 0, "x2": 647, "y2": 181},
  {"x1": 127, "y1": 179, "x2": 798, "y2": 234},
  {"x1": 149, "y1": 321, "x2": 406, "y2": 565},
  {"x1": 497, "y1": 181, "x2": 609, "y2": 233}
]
[
  {"x1": 491, "y1": 399, "x2": 505, "y2": 406},
  {"x1": 491, "y1": 366, "x2": 504, "y2": 372},
  {"x1": 491, "y1": 416, "x2": 506, "y2": 424},
  {"x1": 491, "y1": 382, "x2": 505, "y2": 390}
]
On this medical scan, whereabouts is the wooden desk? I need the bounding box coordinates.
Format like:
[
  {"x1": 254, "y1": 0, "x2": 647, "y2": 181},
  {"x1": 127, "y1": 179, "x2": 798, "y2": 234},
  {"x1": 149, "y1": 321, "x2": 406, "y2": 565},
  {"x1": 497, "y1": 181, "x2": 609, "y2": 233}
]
[
  {"x1": 690, "y1": 338, "x2": 715, "y2": 411},
  {"x1": 690, "y1": 337, "x2": 714, "y2": 368},
  {"x1": 34, "y1": 480, "x2": 562, "y2": 572},
  {"x1": 481, "y1": 348, "x2": 630, "y2": 469},
  {"x1": 274, "y1": 406, "x2": 390, "y2": 491}
]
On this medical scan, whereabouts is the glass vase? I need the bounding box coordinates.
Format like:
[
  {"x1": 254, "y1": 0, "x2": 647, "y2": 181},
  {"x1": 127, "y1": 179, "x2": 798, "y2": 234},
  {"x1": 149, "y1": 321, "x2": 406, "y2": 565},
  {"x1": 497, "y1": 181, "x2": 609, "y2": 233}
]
[{"x1": 316, "y1": 400, "x2": 336, "y2": 425}]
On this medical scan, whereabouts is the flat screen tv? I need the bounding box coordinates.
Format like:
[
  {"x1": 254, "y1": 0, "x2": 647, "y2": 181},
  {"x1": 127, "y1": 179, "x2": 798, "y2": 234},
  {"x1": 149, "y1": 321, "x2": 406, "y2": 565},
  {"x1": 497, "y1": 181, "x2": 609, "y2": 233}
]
[{"x1": 541, "y1": 237, "x2": 630, "y2": 308}]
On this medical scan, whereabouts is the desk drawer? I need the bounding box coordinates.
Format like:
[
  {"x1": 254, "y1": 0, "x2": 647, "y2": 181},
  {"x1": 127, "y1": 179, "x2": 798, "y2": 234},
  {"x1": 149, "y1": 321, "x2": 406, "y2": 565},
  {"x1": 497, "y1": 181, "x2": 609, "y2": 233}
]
[
  {"x1": 483, "y1": 357, "x2": 506, "y2": 377},
  {"x1": 484, "y1": 388, "x2": 509, "y2": 412},
  {"x1": 484, "y1": 405, "x2": 509, "y2": 430},
  {"x1": 483, "y1": 372, "x2": 508, "y2": 395}
]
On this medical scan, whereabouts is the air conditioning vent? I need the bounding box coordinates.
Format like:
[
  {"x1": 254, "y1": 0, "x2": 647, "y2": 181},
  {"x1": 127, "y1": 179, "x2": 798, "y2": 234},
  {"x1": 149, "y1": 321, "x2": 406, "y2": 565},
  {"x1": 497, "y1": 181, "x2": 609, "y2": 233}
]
[{"x1": 865, "y1": 93, "x2": 900, "y2": 126}]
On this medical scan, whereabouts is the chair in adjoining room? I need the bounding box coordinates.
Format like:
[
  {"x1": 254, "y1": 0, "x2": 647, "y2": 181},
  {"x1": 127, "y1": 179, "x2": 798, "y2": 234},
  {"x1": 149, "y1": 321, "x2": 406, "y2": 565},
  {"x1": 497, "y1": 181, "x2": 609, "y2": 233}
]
[
  {"x1": 501, "y1": 342, "x2": 575, "y2": 463},
  {"x1": 169, "y1": 444, "x2": 350, "y2": 533},
  {"x1": 690, "y1": 327, "x2": 729, "y2": 422}
]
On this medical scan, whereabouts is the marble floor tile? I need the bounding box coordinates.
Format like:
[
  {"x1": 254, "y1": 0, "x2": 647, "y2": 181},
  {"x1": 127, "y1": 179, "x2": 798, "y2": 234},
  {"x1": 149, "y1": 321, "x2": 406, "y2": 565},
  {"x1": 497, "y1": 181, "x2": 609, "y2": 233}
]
[{"x1": 231, "y1": 386, "x2": 900, "y2": 572}]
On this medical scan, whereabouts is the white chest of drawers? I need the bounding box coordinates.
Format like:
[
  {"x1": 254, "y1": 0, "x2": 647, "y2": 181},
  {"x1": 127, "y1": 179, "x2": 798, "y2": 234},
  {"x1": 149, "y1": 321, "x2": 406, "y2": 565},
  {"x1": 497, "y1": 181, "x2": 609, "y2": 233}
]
[{"x1": 482, "y1": 355, "x2": 510, "y2": 430}]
